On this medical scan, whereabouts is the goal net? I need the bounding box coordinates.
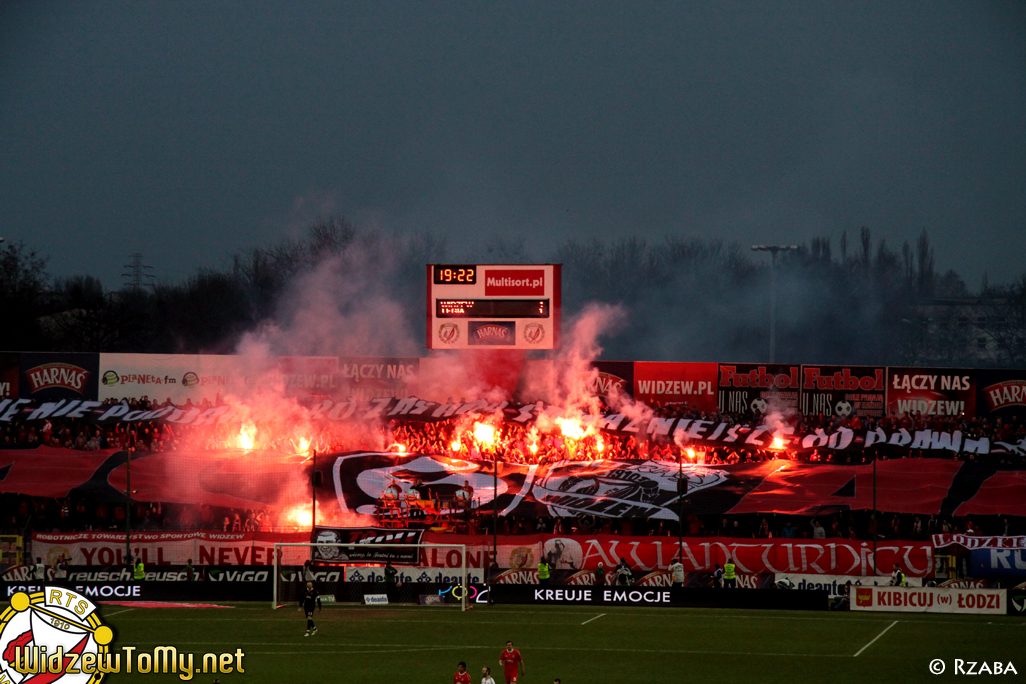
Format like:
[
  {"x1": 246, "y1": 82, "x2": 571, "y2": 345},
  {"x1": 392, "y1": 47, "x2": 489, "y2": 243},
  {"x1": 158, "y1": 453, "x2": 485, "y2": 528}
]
[{"x1": 273, "y1": 542, "x2": 469, "y2": 611}]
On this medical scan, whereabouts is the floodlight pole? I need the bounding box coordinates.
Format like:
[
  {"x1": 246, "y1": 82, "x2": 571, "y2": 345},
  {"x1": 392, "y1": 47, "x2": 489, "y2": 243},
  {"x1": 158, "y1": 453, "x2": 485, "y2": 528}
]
[
  {"x1": 678, "y1": 452, "x2": 684, "y2": 559},
  {"x1": 125, "y1": 449, "x2": 132, "y2": 565},
  {"x1": 751, "y1": 245, "x2": 798, "y2": 363},
  {"x1": 492, "y1": 449, "x2": 499, "y2": 564},
  {"x1": 872, "y1": 452, "x2": 877, "y2": 576}
]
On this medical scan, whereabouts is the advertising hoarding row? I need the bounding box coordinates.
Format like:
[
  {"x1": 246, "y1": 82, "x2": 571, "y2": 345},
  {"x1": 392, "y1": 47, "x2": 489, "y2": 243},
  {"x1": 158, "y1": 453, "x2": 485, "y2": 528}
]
[{"x1": 2, "y1": 351, "x2": 1025, "y2": 420}]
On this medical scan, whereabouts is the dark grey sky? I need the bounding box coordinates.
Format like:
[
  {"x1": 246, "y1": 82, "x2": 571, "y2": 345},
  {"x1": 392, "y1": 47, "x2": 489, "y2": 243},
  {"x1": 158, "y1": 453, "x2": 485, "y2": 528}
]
[{"x1": 2, "y1": 1, "x2": 1023, "y2": 288}]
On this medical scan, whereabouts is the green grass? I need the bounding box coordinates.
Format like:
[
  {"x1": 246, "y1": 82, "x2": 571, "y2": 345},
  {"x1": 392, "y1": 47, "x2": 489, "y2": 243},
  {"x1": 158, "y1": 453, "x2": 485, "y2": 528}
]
[{"x1": 93, "y1": 602, "x2": 1024, "y2": 683}]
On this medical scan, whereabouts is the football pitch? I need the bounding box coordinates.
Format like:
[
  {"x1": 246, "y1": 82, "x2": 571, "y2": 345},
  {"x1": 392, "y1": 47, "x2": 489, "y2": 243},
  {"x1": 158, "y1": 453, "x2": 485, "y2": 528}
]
[{"x1": 102, "y1": 602, "x2": 1022, "y2": 683}]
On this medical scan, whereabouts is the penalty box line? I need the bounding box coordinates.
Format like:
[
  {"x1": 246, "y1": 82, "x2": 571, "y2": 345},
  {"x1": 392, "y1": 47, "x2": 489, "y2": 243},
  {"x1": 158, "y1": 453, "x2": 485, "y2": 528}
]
[{"x1": 232, "y1": 644, "x2": 852, "y2": 658}]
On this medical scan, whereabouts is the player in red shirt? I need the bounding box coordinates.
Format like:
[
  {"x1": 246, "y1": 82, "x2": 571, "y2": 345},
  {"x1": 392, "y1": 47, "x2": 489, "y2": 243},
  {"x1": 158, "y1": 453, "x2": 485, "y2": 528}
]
[
  {"x1": 454, "y1": 661, "x2": 471, "y2": 684},
  {"x1": 499, "y1": 640, "x2": 525, "y2": 683}
]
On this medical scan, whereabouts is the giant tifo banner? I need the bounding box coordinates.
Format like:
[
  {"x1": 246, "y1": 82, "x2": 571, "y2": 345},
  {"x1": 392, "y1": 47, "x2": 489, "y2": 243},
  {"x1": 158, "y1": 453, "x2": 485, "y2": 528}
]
[
  {"x1": 2, "y1": 447, "x2": 1025, "y2": 515},
  {"x1": 318, "y1": 452, "x2": 1026, "y2": 518},
  {"x1": 30, "y1": 531, "x2": 309, "y2": 567}
]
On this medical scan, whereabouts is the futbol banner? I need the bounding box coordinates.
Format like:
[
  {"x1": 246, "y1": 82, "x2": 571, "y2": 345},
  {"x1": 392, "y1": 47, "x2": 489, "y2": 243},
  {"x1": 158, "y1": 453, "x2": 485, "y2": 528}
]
[
  {"x1": 717, "y1": 364, "x2": 801, "y2": 414},
  {"x1": 799, "y1": 365, "x2": 885, "y2": 419}
]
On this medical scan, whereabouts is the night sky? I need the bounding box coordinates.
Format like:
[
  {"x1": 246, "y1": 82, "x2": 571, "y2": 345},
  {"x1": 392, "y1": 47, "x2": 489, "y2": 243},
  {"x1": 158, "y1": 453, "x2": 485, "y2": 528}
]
[{"x1": 2, "y1": 1, "x2": 1023, "y2": 287}]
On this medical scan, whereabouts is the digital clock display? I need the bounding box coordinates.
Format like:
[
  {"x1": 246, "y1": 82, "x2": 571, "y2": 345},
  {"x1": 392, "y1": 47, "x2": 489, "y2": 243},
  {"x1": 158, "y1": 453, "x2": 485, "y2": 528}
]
[
  {"x1": 433, "y1": 265, "x2": 477, "y2": 285},
  {"x1": 436, "y1": 299, "x2": 549, "y2": 319}
]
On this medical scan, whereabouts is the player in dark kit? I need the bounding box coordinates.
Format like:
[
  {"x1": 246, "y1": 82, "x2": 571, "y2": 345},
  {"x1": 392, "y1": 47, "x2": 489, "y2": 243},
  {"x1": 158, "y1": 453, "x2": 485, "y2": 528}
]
[{"x1": 302, "y1": 581, "x2": 319, "y2": 636}]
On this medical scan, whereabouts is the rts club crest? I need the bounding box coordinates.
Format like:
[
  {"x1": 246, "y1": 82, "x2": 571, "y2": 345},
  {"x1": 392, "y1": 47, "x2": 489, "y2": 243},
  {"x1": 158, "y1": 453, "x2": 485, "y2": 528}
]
[
  {"x1": 0, "y1": 587, "x2": 114, "y2": 683},
  {"x1": 438, "y1": 323, "x2": 460, "y2": 345}
]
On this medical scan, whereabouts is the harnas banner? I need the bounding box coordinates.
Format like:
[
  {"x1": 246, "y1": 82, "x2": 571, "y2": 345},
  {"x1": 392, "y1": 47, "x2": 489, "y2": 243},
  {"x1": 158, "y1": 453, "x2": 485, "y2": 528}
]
[{"x1": 318, "y1": 452, "x2": 1026, "y2": 519}]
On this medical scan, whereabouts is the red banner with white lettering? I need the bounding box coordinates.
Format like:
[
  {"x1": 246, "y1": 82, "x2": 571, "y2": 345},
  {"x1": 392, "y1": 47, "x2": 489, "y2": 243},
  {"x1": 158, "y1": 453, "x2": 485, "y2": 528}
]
[
  {"x1": 634, "y1": 362, "x2": 718, "y2": 412},
  {"x1": 30, "y1": 531, "x2": 309, "y2": 567},
  {"x1": 415, "y1": 533, "x2": 934, "y2": 577}
]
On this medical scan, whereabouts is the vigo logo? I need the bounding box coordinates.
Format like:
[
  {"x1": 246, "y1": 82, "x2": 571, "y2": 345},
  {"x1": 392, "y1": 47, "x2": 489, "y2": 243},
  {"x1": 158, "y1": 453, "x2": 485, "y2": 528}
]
[{"x1": 0, "y1": 587, "x2": 114, "y2": 683}]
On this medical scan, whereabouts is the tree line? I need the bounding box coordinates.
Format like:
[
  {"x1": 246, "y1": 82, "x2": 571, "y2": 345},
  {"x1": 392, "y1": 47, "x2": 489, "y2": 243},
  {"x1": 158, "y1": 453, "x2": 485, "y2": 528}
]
[{"x1": 1, "y1": 218, "x2": 1023, "y2": 367}]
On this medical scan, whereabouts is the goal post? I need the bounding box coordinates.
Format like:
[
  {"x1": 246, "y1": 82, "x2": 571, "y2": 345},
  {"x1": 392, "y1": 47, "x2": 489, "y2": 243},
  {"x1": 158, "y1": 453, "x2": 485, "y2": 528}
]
[{"x1": 273, "y1": 542, "x2": 469, "y2": 612}]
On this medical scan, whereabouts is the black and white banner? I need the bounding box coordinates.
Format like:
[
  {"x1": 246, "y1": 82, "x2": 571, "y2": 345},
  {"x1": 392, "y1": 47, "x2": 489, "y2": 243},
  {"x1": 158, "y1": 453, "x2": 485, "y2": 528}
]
[
  {"x1": 2, "y1": 395, "x2": 1022, "y2": 457},
  {"x1": 311, "y1": 527, "x2": 424, "y2": 565}
]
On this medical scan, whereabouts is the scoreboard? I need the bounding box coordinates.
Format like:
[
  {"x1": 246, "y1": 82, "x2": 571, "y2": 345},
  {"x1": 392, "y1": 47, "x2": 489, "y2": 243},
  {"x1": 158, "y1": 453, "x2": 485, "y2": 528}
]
[{"x1": 427, "y1": 264, "x2": 561, "y2": 350}]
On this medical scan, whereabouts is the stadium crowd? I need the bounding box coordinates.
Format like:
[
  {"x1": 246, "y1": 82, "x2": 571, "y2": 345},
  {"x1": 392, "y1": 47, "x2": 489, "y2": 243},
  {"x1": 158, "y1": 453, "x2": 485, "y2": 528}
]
[{"x1": 1, "y1": 395, "x2": 1023, "y2": 540}]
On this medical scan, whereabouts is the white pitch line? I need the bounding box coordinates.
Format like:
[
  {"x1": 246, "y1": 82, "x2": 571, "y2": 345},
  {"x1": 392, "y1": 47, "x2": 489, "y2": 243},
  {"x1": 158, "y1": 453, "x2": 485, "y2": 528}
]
[
  {"x1": 581, "y1": 613, "x2": 605, "y2": 625},
  {"x1": 102, "y1": 608, "x2": 135, "y2": 618},
  {"x1": 853, "y1": 620, "x2": 898, "y2": 657},
  {"x1": 142, "y1": 643, "x2": 848, "y2": 658}
]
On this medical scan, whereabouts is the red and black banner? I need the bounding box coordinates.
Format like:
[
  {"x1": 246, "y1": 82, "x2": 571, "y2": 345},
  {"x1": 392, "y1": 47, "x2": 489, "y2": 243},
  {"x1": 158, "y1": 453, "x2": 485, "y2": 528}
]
[
  {"x1": 2, "y1": 446, "x2": 1024, "y2": 518},
  {"x1": 317, "y1": 452, "x2": 1026, "y2": 519}
]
